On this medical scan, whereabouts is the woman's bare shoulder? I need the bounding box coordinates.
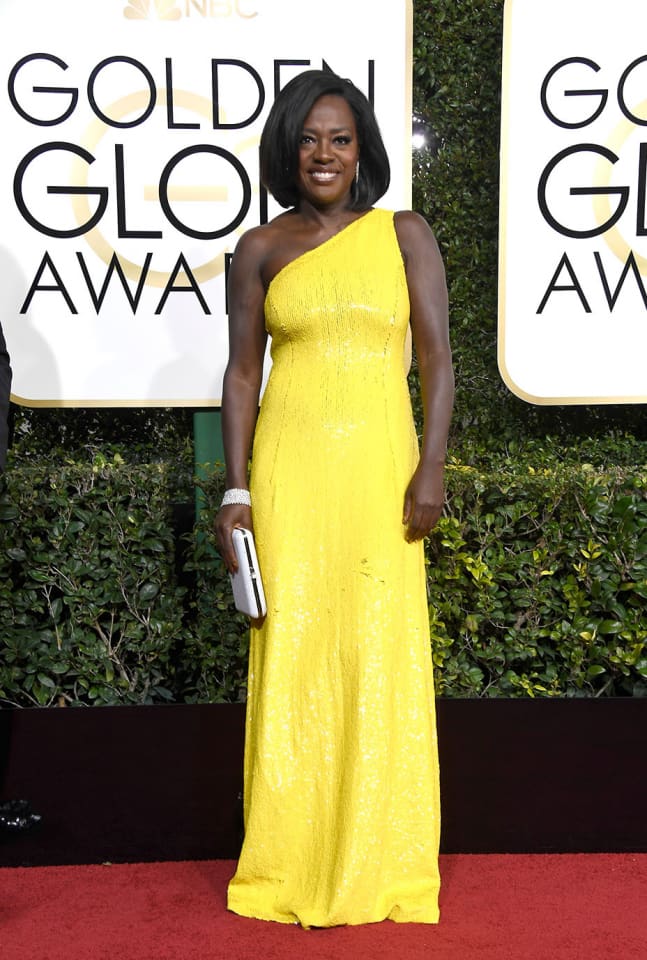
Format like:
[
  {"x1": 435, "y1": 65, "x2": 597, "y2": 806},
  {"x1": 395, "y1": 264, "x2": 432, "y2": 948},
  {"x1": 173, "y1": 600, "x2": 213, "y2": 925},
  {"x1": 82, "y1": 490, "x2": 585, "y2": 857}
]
[
  {"x1": 393, "y1": 210, "x2": 441, "y2": 263},
  {"x1": 232, "y1": 212, "x2": 307, "y2": 289},
  {"x1": 234, "y1": 212, "x2": 297, "y2": 259},
  {"x1": 393, "y1": 209, "x2": 435, "y2": 240}
]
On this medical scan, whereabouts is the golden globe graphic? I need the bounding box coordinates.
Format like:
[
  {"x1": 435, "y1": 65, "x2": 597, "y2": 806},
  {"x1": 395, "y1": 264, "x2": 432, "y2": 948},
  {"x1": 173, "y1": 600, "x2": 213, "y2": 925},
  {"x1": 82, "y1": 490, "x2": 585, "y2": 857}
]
[
  {"x1": 499, "y1": 0, "x2": 647, "y2": 404},
  {"x1": 124, "y1": 0, "x2": 182, "y2": 19},
  {"x1": 0, "y1": 0, "x2": 411, "y2": 407}
]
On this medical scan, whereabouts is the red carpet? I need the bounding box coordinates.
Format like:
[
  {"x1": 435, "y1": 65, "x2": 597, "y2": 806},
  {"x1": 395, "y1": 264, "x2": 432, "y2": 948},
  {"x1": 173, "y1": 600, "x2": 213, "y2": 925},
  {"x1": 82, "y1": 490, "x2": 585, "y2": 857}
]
[{"x1": 1, "y1": 855, "x2": 646, "y2": 959}]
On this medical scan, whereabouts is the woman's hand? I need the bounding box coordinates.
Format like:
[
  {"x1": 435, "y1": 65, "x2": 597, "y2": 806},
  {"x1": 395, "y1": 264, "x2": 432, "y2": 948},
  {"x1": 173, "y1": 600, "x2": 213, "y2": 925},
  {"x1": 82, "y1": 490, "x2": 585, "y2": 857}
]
[
  {"x1": 402, "y1": 462, "x2": 445, "y2": 542},
  {"x1": 214, "y1": 503, "x2": 253, "y2": 574}
]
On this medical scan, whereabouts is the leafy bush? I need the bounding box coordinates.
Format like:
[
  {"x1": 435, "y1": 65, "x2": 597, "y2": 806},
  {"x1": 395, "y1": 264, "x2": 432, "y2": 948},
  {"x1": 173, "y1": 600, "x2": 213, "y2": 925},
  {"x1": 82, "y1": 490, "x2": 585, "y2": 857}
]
[
  {"x1": 1, "y1": 457, "x2": 645, "y2": 705},
  {"x1": 0, "y1": 455, "x2": 187, "y2": 707},
  {"x1": 428, "y1": 461, "x2": 647, "y2": 698}
]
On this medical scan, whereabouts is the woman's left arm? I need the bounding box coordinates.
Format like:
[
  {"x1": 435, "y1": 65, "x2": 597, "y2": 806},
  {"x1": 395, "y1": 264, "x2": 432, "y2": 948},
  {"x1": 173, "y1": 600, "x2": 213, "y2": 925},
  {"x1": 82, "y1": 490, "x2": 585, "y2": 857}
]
[{"x1": 394, "y1": 211, "x2": 454, "y2": 542}]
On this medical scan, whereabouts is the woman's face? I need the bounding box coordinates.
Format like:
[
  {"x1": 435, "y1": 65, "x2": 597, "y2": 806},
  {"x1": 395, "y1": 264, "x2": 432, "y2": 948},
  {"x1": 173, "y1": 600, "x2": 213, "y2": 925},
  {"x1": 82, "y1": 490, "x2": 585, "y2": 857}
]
[{"x1": 296, "y1": 94, "x2": 360, "y2": 209}]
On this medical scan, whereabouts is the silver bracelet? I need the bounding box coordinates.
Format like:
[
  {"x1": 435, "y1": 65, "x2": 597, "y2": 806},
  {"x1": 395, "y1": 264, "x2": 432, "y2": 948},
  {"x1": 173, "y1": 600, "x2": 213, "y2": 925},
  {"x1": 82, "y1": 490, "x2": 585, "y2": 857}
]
[{"x1": 221, "y1": 488, "x2": 251, "y2": 507}]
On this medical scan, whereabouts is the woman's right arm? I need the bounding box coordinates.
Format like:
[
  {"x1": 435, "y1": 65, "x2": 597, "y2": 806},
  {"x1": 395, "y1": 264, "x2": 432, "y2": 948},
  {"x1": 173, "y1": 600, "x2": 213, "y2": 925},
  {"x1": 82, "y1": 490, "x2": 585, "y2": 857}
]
[{"x1": 214, "y1": 229, "x2": 268, "y2": 572}]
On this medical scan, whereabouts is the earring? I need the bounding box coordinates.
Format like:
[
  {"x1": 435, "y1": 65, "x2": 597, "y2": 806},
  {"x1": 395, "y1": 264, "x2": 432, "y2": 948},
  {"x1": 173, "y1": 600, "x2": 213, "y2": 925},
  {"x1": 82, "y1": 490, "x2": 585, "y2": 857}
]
[{"x1": 355, "y1": 160, "x2": 360, "y2": 183}]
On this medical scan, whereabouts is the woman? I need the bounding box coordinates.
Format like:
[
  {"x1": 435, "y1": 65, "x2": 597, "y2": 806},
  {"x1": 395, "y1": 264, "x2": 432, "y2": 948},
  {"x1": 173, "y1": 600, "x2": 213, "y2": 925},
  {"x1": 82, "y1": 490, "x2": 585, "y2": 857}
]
[{"x1": 215, "y1": 69, "x2": 454, "y2": 928}]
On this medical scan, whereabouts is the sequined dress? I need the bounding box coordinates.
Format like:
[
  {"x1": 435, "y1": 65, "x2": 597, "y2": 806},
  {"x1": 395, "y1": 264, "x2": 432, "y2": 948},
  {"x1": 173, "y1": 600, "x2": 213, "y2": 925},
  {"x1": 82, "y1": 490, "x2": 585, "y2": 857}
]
[{"x1": 227, "y1": 208, "x2": 441, "y2": 927}]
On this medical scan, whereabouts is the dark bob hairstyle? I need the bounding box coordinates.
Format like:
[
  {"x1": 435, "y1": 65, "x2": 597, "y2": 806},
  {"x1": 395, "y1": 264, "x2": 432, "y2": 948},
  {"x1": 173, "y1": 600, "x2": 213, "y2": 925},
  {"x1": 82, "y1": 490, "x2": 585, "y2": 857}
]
[{"x1": 259, "y1": 69, "x2": 391, "y2": 210}]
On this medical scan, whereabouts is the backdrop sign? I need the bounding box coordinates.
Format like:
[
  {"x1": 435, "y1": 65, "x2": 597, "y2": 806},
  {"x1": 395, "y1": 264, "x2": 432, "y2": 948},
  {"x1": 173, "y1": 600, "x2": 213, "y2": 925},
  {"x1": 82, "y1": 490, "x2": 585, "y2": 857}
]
[
  {"x1": 499, "y1": 0, "x2": 647, "y2": 404},
  {"x1": 0, "y1": 0, "x2": 412, "y2": 407}
]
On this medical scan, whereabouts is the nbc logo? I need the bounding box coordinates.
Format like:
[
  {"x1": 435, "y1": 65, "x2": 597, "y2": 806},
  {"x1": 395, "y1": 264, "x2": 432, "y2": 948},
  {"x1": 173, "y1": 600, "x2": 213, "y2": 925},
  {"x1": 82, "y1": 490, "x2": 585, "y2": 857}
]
[
  {"x1": 124, "y1": 0, "x2": 181, "y2": 19},
  {"x1": 123, "y1": 0, "x2": 258, "y2": 19}
]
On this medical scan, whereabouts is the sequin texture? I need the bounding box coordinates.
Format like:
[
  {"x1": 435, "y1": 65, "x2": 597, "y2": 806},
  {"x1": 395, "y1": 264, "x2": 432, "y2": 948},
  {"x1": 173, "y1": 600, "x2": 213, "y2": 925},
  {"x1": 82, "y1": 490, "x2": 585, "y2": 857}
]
[{"x1": 227, "y1": 209, "x2": 441, "y2": 928}]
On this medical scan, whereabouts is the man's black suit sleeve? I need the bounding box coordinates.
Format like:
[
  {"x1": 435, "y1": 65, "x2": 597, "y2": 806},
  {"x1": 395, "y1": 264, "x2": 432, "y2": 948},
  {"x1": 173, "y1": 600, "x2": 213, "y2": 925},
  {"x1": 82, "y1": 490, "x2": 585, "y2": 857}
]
[{"x1": 0, "y1": 323, "x2": 12, "y2": 471}]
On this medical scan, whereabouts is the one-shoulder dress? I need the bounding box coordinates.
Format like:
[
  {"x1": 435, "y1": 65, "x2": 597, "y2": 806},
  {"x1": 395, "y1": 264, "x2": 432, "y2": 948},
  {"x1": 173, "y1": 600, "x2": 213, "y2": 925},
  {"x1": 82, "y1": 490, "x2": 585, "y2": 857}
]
[{"x1": 227, "y1": 208, "x2": 441, "y2": 928}]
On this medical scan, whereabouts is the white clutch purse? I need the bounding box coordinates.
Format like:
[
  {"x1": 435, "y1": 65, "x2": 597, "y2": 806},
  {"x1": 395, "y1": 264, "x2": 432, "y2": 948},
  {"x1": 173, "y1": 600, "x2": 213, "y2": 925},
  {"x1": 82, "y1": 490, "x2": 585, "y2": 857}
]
[{"x1": 230, "y1": 527, "x2": 267, "y2": 619}]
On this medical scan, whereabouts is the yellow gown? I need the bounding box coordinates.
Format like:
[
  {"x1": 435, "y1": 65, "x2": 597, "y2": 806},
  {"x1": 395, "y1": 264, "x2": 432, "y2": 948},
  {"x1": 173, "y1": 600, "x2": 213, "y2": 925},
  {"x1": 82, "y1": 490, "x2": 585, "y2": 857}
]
[{"x1": 227, "y1": 208, "x2": 441, "y2": 927}]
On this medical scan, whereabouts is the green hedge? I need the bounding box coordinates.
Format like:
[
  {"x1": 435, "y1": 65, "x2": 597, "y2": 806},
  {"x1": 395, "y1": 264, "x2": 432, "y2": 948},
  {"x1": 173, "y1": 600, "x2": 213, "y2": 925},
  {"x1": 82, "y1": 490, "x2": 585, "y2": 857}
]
[
  {"x1": 0, "y1": 456, "x2": 187, "y2": 707},
  {"x1": 430, "y1": 461, "x2": 647, "y2": 697},
  {"x1": 0, "y1": 454, "x2": 251, "y2": 707},
  {"x1": 1, "y1": 456, "x2": 644, "y2": 707}
]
